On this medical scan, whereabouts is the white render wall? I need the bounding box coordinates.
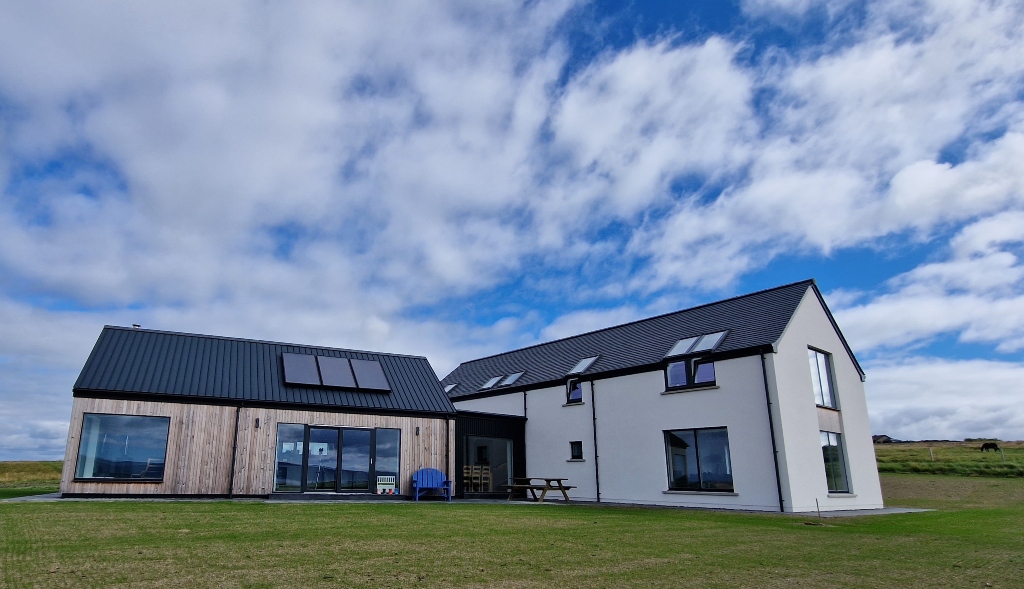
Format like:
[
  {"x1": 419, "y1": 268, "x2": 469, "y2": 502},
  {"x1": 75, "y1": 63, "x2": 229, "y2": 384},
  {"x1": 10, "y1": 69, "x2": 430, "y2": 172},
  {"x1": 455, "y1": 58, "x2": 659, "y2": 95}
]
[
  {"x1": 455, "y1": 355, "x2": 782, "y2": 510},
  {"x1": 592, "y1": 356, "x2": 780, "y2": 510},
  {"x1": 451, "y1": 286, "x2": 883, "y2": 512},
  {"x1": 770, "y1": 289, "x2": 884, "y2": 512},
  {"x1": 523, "y1": 382, "x2": 598, "y2": 500},
  {"x1": 452, "y1": 391, "x2": 525, "y2": 417}
]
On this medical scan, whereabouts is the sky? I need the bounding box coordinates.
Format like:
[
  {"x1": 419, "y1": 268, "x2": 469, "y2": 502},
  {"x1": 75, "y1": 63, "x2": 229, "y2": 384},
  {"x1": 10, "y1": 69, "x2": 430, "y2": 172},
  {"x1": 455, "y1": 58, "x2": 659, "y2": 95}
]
[{"x1": 1, "y1": 0, "x2": 1022, "y2": 460}]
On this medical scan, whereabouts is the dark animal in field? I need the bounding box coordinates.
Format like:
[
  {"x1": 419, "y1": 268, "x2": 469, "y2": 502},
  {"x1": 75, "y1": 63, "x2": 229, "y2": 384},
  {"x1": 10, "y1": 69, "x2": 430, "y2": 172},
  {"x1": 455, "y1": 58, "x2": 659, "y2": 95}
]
[{"x1": 981, "y1": 442, "x2": 1000, "y2": 452}]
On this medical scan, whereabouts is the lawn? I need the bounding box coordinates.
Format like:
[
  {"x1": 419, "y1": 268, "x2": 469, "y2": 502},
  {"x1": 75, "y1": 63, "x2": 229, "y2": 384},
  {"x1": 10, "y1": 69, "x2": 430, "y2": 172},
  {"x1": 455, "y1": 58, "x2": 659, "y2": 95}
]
[
  {"x1": 873, "y1": 440, "x2": 1024, "y2": 477},
  {"x1": 1, "y1": 473, "x2": 1022, "y2": 588}
]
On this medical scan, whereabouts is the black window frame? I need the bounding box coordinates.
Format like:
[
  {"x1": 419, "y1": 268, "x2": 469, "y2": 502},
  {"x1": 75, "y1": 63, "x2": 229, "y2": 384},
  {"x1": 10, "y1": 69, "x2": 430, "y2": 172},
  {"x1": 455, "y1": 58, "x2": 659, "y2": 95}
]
[
  {"x1": 273, "y1": 423, "x2": 401, "y2": 494},
  {"x1": 569, "y1": 441, "x2": 584, "y2": 460},
  {"x1": 820, "y1": 431, "x2": 850, "y2": 493},
  {"x1": 73, "y1": 413, "x2": 171, "y2": 483},
  {"x1": 565, "y1": 378, "x2": 584, "y2": 404},
  {"x1": 664, "y1": 356, "x2": 717, "y2": 391},
  {"x1": 663, "y1": 426, "x2": 734, "y2": 492},
  {"x1": 808, "y1": 347, "x2": 838, "y2": 409}
]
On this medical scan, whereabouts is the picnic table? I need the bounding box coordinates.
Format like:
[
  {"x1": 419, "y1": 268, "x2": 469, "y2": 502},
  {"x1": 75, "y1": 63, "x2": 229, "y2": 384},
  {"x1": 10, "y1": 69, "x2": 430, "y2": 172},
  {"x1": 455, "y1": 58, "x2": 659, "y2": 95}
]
[{"x1": 506, "y1": 477, "x2": 576, "y2": 503}]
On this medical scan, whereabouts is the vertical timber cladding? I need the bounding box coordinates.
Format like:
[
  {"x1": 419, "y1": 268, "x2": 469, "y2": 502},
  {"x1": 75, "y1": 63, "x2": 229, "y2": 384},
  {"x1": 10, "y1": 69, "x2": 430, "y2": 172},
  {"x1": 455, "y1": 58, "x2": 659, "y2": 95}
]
[
  {"x1": 231, "y1": 407, "x2": 452, "y2": 496},
  {"x1": 60, "y1": 397, "x2": 237, "y2": 496}
]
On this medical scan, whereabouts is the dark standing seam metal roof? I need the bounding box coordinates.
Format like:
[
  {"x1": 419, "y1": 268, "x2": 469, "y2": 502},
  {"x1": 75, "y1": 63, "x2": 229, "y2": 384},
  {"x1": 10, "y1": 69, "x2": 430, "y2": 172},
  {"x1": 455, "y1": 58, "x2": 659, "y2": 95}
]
[
  {"x1": 74, "y1": 327, "x2": 456, "y2": 415},
  {"x1": 441, "y1": 280, "x2": 862, "y2": 399}
]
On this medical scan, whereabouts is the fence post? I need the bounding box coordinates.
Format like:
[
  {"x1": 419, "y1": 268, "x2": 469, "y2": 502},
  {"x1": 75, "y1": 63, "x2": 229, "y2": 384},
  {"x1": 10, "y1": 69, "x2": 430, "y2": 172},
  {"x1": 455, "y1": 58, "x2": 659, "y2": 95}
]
[{"x1": 928, "y1": 447, "x2": 934, "y2": 462}]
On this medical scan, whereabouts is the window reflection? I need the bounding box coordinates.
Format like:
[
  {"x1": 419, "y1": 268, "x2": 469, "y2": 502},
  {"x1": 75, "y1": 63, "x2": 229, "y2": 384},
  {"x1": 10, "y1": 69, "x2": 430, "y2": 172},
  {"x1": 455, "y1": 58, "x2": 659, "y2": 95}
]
[{"x1": 75, "y1": 414, "x2": 170, "y2": 480}]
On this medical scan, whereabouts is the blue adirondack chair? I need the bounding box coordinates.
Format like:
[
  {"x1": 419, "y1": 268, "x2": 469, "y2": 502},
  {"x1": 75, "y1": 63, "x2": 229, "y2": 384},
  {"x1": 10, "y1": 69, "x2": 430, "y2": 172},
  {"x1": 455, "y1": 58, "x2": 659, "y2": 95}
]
[{"x1": 412, "y1": 468, "x2": 452, "y2": 501}]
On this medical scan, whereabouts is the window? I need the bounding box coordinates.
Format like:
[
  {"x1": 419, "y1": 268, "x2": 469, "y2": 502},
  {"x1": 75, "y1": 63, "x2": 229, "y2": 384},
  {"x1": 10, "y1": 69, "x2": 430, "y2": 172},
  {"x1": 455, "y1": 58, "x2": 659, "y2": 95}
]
[
  {"x1": 820, "y1": 431, "x2": 849, "y2": 492},
  {"x1": 664, "y1": 427, "x2": 733, "y2": 491},
  {"x1": 569, "y1": 441, "x2": 583, "y2": 460},
  {"x1": 566, "y1": 378, "x2": 583, "y2": 404},
  {"x1": 499, "y1": 371, "x2": 524, "y2": 386},
  {"x1": 464, "y1": 436, "x2": 513, "y2": 493},
  {"x1": 274, "y1": 423, "x2": 305, "y2": 492},
  {"x1": 75, "y1": 414, "x2": 170, "y2": 481},
  {"x1": 665, "y1": 358, "x2": 716, "y2": 389},
  {"x1": 274, "y1": 425, "x2": 401, "y2": 494},
  {"x1": 567, "y1": 356, "x2": 598, "y2": 375},
  {"x1": 808, "y1": 349, "x2": 836, "y2": 408},
  {"x1": 480, "y1": 376, "x2": 502, "y2": 390}
]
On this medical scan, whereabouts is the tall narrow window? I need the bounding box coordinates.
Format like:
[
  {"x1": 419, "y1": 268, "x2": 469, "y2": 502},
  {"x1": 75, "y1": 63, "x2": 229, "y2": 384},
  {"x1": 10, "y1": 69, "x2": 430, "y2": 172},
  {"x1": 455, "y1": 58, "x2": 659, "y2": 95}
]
[
  {"x1": 820, "y1": 431, "x2": 849, "y2": 492},
  {"x1": 664, "y1": 427, "x2": 733, "y2": 491},
  {"x1": 808, "y1": 349, "x2": 837, "y2": 408},
  {"x1": 75, "y1": 414, "x2": 170, "y2": 481},
  {"x1": 274, "y1": 423, "x2": 305, "y2": 492}
]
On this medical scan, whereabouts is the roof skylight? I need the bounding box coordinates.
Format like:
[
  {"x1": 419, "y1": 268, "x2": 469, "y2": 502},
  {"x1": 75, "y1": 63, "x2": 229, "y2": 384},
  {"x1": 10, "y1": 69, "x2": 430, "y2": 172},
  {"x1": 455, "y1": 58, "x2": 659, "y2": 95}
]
[
  {"x1": 665, "y1": 337, "x2": 700, "y2": 358},
  {"x1": 566, "y1": 356, "x2": 598, "y2": 375},
  {"x1": 499, "y1": 371, "x2": 524, "y2": 386},
  {"x1": 665, "y1": 331, "x2": 728, "y2": 358},
  {"x1": 480, "y1": 376, "x2": 502, "y2": 390},
  {"x1": 690, "y1": 331, "x2": 728, "y2": 353}
]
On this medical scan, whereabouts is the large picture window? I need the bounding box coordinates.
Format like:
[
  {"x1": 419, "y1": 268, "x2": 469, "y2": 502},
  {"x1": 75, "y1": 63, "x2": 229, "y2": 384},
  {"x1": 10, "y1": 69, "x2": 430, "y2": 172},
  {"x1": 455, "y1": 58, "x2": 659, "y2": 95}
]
[
  {"x1": 75, "y1": 414, "x2": 170, "y2": 481},
  {"x1": 808, "y1": 349, "x2": 837, "y2": 408},
  {"x1": 820, "y1": 431, "x2": 849, "y2": 492},
  {"x1": 664, "y1": 427, "x2": 733, "y2": 492}
]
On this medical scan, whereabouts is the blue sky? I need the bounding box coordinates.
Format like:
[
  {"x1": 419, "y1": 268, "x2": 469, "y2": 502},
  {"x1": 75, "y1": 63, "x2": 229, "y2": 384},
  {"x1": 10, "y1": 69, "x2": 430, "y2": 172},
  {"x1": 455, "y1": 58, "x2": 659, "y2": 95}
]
[{"x1": 1, "y1": 0, "x2": 1023, "y2": 459}]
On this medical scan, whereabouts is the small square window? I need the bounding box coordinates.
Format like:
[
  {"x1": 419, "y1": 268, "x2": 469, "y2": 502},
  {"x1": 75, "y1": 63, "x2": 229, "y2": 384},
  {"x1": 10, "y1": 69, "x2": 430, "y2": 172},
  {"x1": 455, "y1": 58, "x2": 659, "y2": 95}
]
[
  {"x1": 570, "y1": 441, "x2": 583, "y2": 460},
  {"x1": 566, "y1": 379, "x2": 583, "y2": 404}
]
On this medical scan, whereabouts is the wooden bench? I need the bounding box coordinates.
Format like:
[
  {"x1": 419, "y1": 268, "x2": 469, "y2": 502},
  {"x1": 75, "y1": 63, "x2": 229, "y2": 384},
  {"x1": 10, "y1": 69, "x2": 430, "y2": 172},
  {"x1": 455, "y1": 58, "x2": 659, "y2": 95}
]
[{"x1": 507, "y1": 477, "x2": 576, "y2": 503}]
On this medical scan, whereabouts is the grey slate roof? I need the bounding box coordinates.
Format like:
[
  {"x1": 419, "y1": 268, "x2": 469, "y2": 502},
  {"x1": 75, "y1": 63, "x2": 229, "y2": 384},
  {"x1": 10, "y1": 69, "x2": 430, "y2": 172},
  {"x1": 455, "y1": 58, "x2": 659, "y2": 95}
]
[
  {"x1": 441, "y1": 280, "x2": 861, "y2": 399},
  {"x1": 74, "y1": 326, "x2": 456, "y2": 415}
]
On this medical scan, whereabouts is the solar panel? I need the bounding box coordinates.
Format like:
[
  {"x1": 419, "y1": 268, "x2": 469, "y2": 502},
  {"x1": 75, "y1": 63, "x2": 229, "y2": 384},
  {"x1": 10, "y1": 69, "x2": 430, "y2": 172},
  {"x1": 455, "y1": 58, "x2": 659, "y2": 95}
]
[
  {"x1": 665, "y1": 336, "x2": 699, "y2": 358},
  {"x1": 499, "y1": 371, "x2": 524, "y2": 386},
  {"x1": 282, "y1": 353, "x2": 321, "y2": 386},
  {"x1": 350, "y1": 359, "x2": 391, "y2": 391},
  {"x1": 566, "y1": 356, "x2": 598, "y2": 375},
  {"x1": 317, "y1": 356, "x2": 356, "y2": 388},
  {"x1": 479, "y1": 376, "x2": 502, "y2": 390},
  {"x1": 444, "y1": 383, "x2": 458, "y2": 393},
  {"x1": 690, "y1": 331, "x2": 728, "y2": 353}
]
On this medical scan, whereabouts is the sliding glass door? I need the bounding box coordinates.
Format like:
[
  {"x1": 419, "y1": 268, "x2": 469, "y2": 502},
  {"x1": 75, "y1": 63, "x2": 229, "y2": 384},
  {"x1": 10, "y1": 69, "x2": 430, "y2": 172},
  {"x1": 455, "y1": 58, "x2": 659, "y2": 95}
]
[
  {"x1": 338, "y1": 429, "x2": 371, "y2": 490},
  {"x1": 275, "y1": 425, "x2": 400, "y2": 494},
  {"x1": 306, "y1": 428, "x2": 339, "y2": 490}
]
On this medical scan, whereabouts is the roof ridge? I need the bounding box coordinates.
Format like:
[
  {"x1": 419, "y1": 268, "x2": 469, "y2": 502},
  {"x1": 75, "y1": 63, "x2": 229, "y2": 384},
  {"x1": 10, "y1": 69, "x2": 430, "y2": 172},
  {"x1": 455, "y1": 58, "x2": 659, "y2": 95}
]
[
  {"x1": 451, "y1": 279, "x2": 815, "y2": 366},
  {"x1": 101, "y1": 325, "x2": 430, "y2": 360}
]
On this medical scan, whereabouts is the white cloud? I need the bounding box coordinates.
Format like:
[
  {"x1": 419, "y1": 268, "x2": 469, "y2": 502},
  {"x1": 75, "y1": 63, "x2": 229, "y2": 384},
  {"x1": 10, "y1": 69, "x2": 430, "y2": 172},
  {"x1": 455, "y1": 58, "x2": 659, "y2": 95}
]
[
  {"x1": 865, "y1": 357, "x2": 1024, "y2": 441},
  {"x1": 835, "y1": 210, "x2": 1024, "y2": 353},
  {"x1": 1, "y1": 0, "x2": 1024, "y2": 457}
]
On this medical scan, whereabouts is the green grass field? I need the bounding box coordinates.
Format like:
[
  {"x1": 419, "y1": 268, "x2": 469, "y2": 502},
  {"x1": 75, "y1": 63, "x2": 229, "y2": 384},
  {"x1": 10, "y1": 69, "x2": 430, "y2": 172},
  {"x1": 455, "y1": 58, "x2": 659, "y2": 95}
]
[
  {"x1": 873, "y1": 440, "x2": 1024, "y2": 477},
  {"x1": 1, "y1": 472, "x2": 1022, "y2": 588},
  {"x1": 2, "y1": 448, "x2": 1023, "y2": 588},
  {"x1": 0, "y1": 461, "x2": 62, "y2": 500}
]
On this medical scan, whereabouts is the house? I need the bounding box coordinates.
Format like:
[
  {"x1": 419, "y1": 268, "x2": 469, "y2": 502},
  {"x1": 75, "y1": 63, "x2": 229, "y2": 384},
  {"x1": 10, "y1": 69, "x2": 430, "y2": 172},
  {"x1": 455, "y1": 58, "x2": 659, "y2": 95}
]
[
  {"x1": 441, "y1": 280, "x2": 884, "y2": 512},
  {"x1": 60, "y1": 326, "x2": 456, "y2": 497}
]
